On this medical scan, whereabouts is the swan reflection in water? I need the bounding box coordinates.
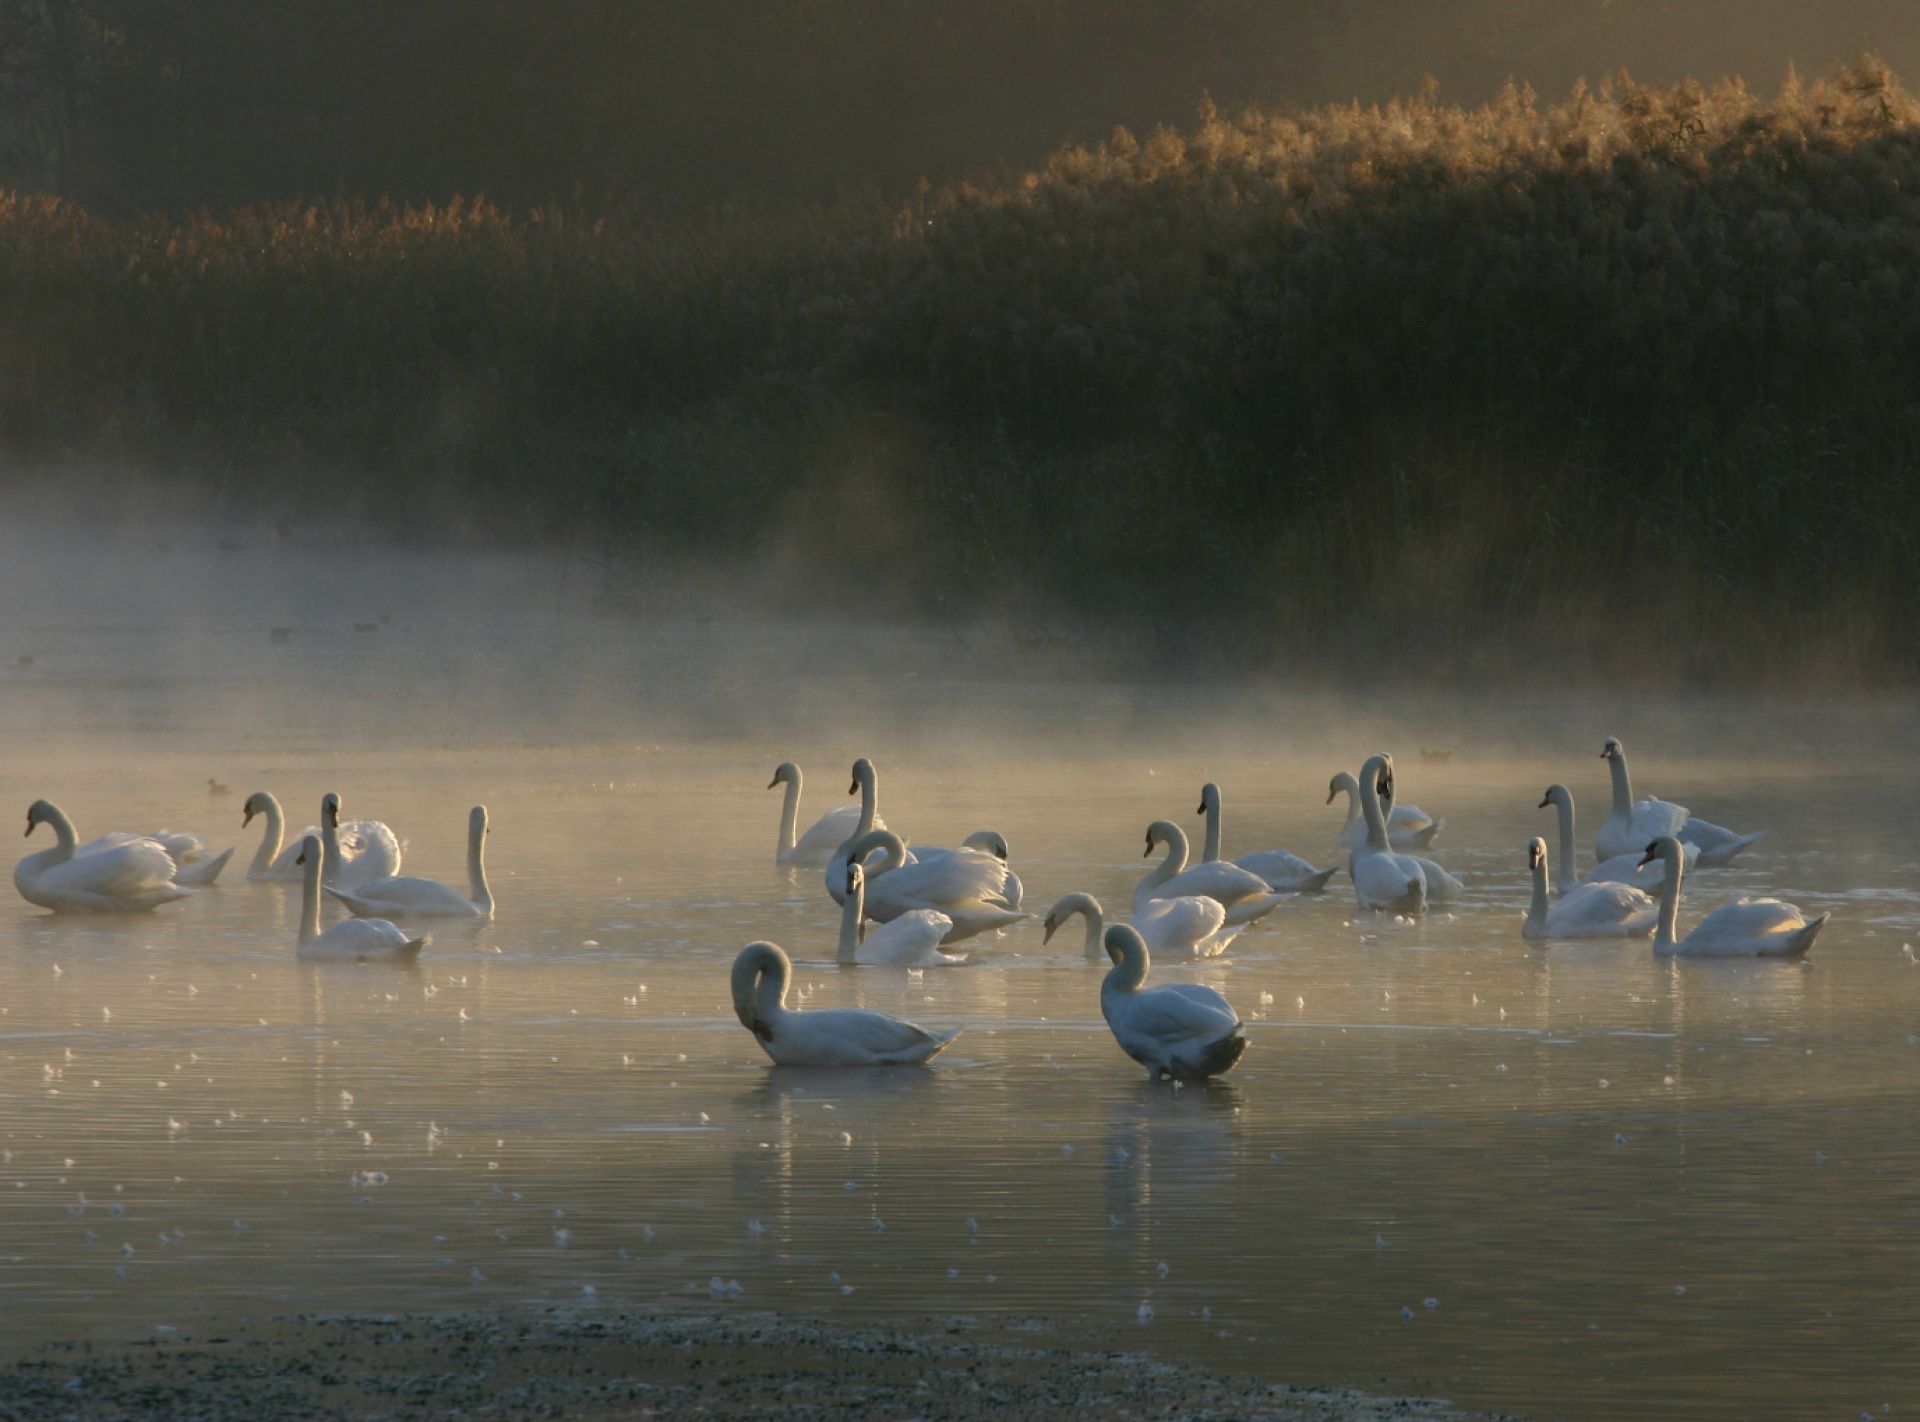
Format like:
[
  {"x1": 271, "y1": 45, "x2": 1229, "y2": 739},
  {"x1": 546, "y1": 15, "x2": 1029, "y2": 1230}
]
[{"x1": 1103, "y1": 1078, "x2": 1245, "y2": 1224}]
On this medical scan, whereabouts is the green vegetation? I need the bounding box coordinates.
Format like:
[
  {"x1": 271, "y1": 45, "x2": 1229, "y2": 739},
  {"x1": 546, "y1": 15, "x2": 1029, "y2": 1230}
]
[{"x1": 3, "y1": 60, "x2": 1919, "y2": 680}]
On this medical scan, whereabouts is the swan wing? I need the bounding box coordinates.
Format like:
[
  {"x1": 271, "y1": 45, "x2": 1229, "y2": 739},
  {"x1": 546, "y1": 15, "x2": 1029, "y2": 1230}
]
[
  {"x1": 324, "y1": 874, "x2": 473, "y2": 918},
  {"x1": 1388, "y1": 803, "x2": 1436, "y2": 834},
  {"x1": 1679, "y1": 817, "x2": 1767, "y2": 865},
  {"x1": 856, "y1": 911, "x2": 962, "y2": 966},
  {"x1": 1108, "y1": 982, "x2": 1240, "y2": 1049},
  {"x1": 1549, "y1": 881, "x2": 1657, "y2": 936},
  {"x1": 1150, "y1": 859, "x2": 1271, "y2": 908},
  {"x1": 1232, "y1": 849, "x2": 1323, "y2": 888},
  {"x1": 769, "y1": 1008, "x2": 959, "y2": 1065},
  {"x1": 301, "y1": 918, "x2": 428, "y2": 961},
  {"x1": 871, "y1": 848, "x2": 1008, "y2": 911},
  {"x1": 1583, "y1": 840, "x2": 1695, "y2": 891},
  {"x1": 1353, "y1": 848, "x2": 1426, "y2": 913},
  {"x1": 790, "y1": 804, "x2": 875, "y2": 864},
  {"x1": 1684, "y1": 897, "x2": 1812, "y2": 950},
  {"x1": 1136, "y1": 895, "x2": 1229, "y2": 956},
  {"x1": 41, "y1": 839, "x2": 181, "y2": 898},
  {"x1": 1405, "y1": 854, "x2": 1464, "y2": 903},
  {"x1": 334, "y1": 819, "x2": 404, "y2": 885}
]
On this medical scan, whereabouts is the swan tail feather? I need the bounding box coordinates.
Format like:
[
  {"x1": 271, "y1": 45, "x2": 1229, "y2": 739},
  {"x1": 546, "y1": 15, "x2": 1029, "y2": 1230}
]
[
  {"x1": 1694, "y1": 830, "x2": 1768, "y2": 867},
  {"x1": 1783, "y1": 913, "x2": 1828, "y2": 958},
  {"x1": 1297, "y1": 866, "x2": 1339, "y2": 894},
  {"x1": 1406, "y1": 820, "x2": 1444, "y2": 849},
  {"x1": 173, "y1": 847, "x2": 234, "y2": 886}
]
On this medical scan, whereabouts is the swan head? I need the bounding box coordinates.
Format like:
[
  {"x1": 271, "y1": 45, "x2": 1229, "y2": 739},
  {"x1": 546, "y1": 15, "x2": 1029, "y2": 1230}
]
[
  {"x1": 470, "y1": 805, "x2": 489, "y2": 836},
  {"x1": 241, "y1": 791, "x2": 271, "y2": 827},
  {"x1": 23, "y1": 799, "x2": 56, "y2": 838},
  {"x1": 768, "y1": 762, "x2": 798, "y2": 790},
  {"x1": 1638, "y1": 835, "x2": 1680, "y2": 867},
  {"x1": 1527, "y1": 836, "x2": 1547, "y2": 871},
  {"x1": 1601, "y1": 737, "x2": 1624, "y2": 761},
  {"x1": 1198, "y1": 783, "x2": 1221, "y2": 815},
  {"x1": 321, "y1": 792, "x2": 342, "y2": 828},
  {"x1": 1539, "y1": 784, "x2": 1571, "y2": 810},
  {"x1": 849, "y1": 757, "x2": 875, "y2": 795},
  {"x1": 1325, "y1": 773, "x2": 1348, "y2": 805},
  {"x1": 845, "y1": 860, "x2": 864, "y2": 896},
  {"x1": 1143, "y1": 820, "x2": 1183, "y2": 857},
  {"x1": 1357, "y1": 754, "x2": 1393, "y2": 802},
  {"x1": 960, "y1": 830, "x2": 1008, "y2": 860},
  {"x1": 294, "y1": 834, "x2": 320, "y2": 867}
]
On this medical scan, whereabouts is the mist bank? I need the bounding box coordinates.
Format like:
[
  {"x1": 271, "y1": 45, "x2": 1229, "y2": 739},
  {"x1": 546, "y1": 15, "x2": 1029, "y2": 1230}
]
[{"x1": 4, "y1": 61, "x2": 1919, "y2": 685}]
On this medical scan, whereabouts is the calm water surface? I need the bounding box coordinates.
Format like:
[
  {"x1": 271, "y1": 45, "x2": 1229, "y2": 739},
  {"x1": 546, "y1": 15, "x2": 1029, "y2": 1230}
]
[{"x1": 0, "y1": 574, "x2": 1917, "y2": 1421}]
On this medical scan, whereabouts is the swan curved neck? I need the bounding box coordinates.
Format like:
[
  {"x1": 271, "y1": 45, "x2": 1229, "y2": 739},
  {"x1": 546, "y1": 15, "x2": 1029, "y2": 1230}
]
[
  {"x1": 467, "y1": 814, "x2": 493, "y2": 913},
  {"x1": 1058, "y1": 893, "x2": 1104, "y2": 960},
  {"x1": 775, "y1": 769, "x2": 801, "y2": 857},
  {"x1": 731, "y1": 944, "x2": 790, "y2": 1031},
  {"x1": 1608, "y1": 750, "x2": 1633, "y2": 815},
  {"x1": 1357, "y1": 760, "x2": 1391, "y2": 851},
  {"x1": 1655, "y1": 841, "x2": 1682, "y2": 946},
  {"x1": 1104, "y1": 937, "x2": 1149, "y2": 993},
  {"x1": 837, "y1": 874, "x2": 864, "y2": 962},
  {"x1": 1526, "y1": 854, "x2": 1550, "y2": 931},
  {"x1": 1548, "y1": 790, "x2": 1576, "y2": 886},
  {"x1": 39, "y1": 805, "x2": 78, "y2": 858},
  {"x1": 1201, "y1": 790, "x2": 1222, "y2": 863},
  {"x1": 1332, "y1": 773, "x2": 1360, "y2": 825},
  {"x1": 854, "y1": 764, "x2": 879, "y2": 837},
  {"x1": 298, "y1": 839, "x2": 322, "y2": 947},
  {"x1": 850, "y1": 829, "x2": 907, "y2": 875},
  {"x1": 1141, "y1": 824, "x2": 1187, "y2": 894},
  {"x1": 249, "y1": 794, "x2": 286, "y2": 876}
]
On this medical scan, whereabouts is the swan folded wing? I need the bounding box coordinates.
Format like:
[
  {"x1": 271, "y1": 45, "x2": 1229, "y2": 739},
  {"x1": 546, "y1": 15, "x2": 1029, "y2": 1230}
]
[
  {"x1": 1692, "y1": 897, "x2": 1810, "y2": 945},
  {"x1": 1629, "y1": 797, "x2": 1690, "y2": 842},
  {"x1": 1149, "y1": 860, "x2": 1270, "y2": 908},
  {"x1": 791, "y1": 804, "x2": 870, "y2": 861},
  {"x1": 1113, "y1": 984, "x2": 1240, "y2": 1047},
  {"x1": 302, "y1": 919, "x2": 424, "y2": 960},
  {"x1": 1135, "y1": 895, "x2": 1228, "y2": 955},
  {"x1": 1585, "y1": 840, "x2": 1694, "y2": 888},
  {"x1": 1232, "y1": 849, "x2": 1314, "y2": 883},
  {"x1": 1554, "y1": 881, "x2": 1656, "y2": 933},
  {"x1": 325, "y1": 874, "x2": 472, "y2": 916},
  {"x1": 802, "y1": 1007, "x2": 955, "y2": 1060},
  {"x1": 1354, "y1": 850, "x2": 1425, "y2": 910},
  {"x1": 45, "y1": 840, "x2": 180, "y2": 897},
  {"x1": 856, "y1": 911, "x2": 958, "y2": 965},
  {"x1": 883, "y1": 849, "x2": 1009, "y2": 905}
]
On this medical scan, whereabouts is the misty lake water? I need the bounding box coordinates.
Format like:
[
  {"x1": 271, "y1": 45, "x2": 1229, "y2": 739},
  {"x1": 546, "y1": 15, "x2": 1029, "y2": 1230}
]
[{"x1": 1, "y1": 539, "x2": 1917, "y2": 1420}]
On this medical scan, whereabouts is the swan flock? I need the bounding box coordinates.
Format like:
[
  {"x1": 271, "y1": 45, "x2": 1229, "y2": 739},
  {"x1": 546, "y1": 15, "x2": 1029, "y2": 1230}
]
[{"x1": 14, "y1": 738, "x2": 1819, "y2": 1080}]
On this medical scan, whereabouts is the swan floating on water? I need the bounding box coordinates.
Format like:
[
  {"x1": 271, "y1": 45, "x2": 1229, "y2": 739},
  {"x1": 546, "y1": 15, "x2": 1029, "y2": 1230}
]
[
  {"x1": 15, "y1": 800, "x2": 192, "y2": 913},
  {"x1": 1522, "y1": 836, "x2": 1657, "y2": 939},
  {"x1": 1098, "y1": 924, "x2": 1247, "y2": 1080},
  {"x1": 78, "y1": 828, "x2": 232, "y2": 885},
  {"x1": 324, "y1": 805, "x2": 494, "y2": 920},
  {"x1": 839, "y1": 829, "x2": 1028, "y2": 942},
  {"x1": 1197, "y1": 783, "x2": 1338, "y2": 893},
  {"x1": 731, "y1": 941, "x2": 961, "y2": 1066},
  {"x1": 1596, "y1": 739, "x2": 1766, "y2": 865},
  {"x1": 1348, "y1": 755, "x2": 1429, "y2": 915},
  {"x1": 1135, "y1": 821, "x2": 1285, "y2": 926},
  {"x1": 1045, "y1": 891, "x2": 1241, "y2": 960},
  {"x1": 839, "y1": 862, "x2": 964, "y2": 966},
  {"x1": 1639, "y1": 835, "x2": 1825, "y2": 958},
  {"x1": 1539, "y1": 783, "x2": 1692, "y2": 894},
  {"x1": 294, "y1": 836, "x2": 427, "y2": 961},
  {"x1": 1330, "y1": 770, "x2": 1442, "y2": 852},
  {"x1": 770, "y1": 761, "x2": 878, "y2": 868}
]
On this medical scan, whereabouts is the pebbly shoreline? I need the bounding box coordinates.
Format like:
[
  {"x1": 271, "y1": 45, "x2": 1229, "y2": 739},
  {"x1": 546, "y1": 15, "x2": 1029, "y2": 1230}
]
[{"x1": 0, "y1": 1307, "x2": 1518, "y2": 1421}]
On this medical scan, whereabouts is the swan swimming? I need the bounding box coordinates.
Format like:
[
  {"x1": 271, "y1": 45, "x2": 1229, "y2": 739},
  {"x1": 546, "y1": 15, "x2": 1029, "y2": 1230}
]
[
  {"x1": 1347, "y1": 755, "x2": 1429, "y2": 915},
  {"x1": 16, "y1": 801, "x2": 193, "y2": 913},
  {"x1": 1135, "y1": 821, "x2": 1286, "y2": 926},
  {"x1": 249, "y1": 792, "x2": 402, "y2": 888},
  {"x1": 839, "y1": 829, "x2": 1028, "y2": 942},
  {"x1": 839, "y1": 862, "x2": 964, "y2": 966},
  {"x1": 1329, "y1": 770, "x2": 1442, "y2": 852},
  {"x1": 1596, "y1": 739, "x2": 1766, "y2": 865},
  {"x1": 731, "y1": 941, "x2": 961, "y2": 1066},
  {"x1": 770, "y1": 761, "x2": 879, "y2": 868},
  {"x1": 1638, "y1": 835, "x2": 1826, "y2": 958},
  {"x1": 1043, "y1": 891, "x2": 1242, "y2": 960},
  {"x1": 1197, "y1": 783, "x2": 1338, "y2": 893},
  {"x1": 823, "y1": 757, "x2": 891, "y2": 904},
  {"x1": 1522, "y1": 836, "x2": 1657, "y2": 939},
  {"x1": 323, "y1": 805, "x2": 494, "y2": 921},
  {"x1": 1539, "y1": 783, "x2": 1692, "y2": 894},
  {"x1": 1098, "y1": 924, "x2": 1247, "y2": 1080},
  {"x1": 293, "y1": 836, "x2": 427, "y2": 961}
]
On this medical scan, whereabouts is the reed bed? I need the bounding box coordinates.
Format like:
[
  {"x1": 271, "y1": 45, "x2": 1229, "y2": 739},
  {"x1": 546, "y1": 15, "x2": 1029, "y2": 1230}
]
[{"x1": 3, "y1": 60, "x2": 1917, "y2": 681}]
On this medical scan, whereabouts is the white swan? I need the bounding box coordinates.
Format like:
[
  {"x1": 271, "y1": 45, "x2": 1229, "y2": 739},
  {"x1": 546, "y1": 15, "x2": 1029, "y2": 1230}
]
[
  {"x1": 78, "y1": 828, "x2": 233, "y2": 886},
  {"x1": 241, "y1": 793, "x2": 324, "y2": 881},
  {"x1": 907, "y1": 831, "x2": 1023, "y2": 910},
  {"x1": 318, "y1": 792, "x2": 405, "y2": 890},
  {"x1": 1596, "y1": 739, "x2": 1766, "y2": 865},
  {"x1": 839, "y1": 862, "x2": 964, "y2": 966},
  {"x1": 1098, "y1": 924, "x2": 1247, "y2": 1080},
  {"x1": 1522, "y1": 836, "x2": 1657, "y2": 939},
  {"x1": 15, "y1": 801, "x2": 191, "y2": 913},
  {"x1": 840, "y1": 830, "x2": 1028, "y2": 942},
  {"x1": 770, "y1": 761, "x2": 879, "y2": 868},
  {"x1": 1197, "y1": 783, "x2": 1338, "y2": 892},
  {"x1": 1639, "y1": 835, "x2": 1825, "y2": 958},
  {"x1": 292, "y1": 836, "x2": 427, "y2": 961},
  {"x1": 1348, "y1": 755, "x2": 1429, "y2": 915},
  {"x1": 823, "y1": 757, "x2": 890, "y2": 905},
  {"x1": 1329, "y1": 770, "x2": 1442, "y2": 852},
  {"x1": 1043, "y1": 891, "x2": 1241, "y2": 961},
  {"x1": 1135, "y1": 821, "x2": 1286, "y2": 926},
  {"x1": 1539, "y1": 783, "x2": 1692, "y2": 894},
  {"x1": 731, "y1": 941, "x2": 961, "y2": 1066},
  {"x1": 324, "y1": 805, "x2": 493, "y2": 920}
]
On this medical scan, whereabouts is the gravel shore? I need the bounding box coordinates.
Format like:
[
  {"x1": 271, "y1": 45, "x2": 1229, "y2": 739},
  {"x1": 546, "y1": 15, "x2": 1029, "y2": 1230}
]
[{"x1": 0, "y1": 1308, "x2": 1516, "y2": 1420}]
